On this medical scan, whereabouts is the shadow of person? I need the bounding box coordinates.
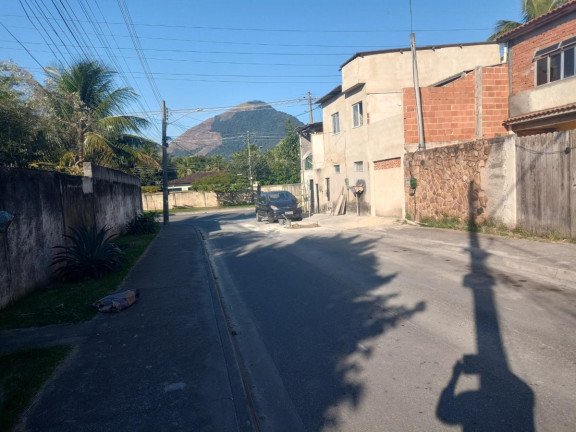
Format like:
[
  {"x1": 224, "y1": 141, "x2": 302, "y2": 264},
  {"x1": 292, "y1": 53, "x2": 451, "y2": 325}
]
[{"x1": 436, "y1": 181, "x2": 535, "y2": 432}]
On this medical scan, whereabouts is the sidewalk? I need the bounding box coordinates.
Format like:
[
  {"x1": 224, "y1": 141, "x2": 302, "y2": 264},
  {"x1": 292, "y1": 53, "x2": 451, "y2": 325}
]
[
  {"x1": 8, "y1": 222, "x2": 253, "y2": 432},
  {"x1": 303, "y1": 212, "x2": 576, "y2": 286}
]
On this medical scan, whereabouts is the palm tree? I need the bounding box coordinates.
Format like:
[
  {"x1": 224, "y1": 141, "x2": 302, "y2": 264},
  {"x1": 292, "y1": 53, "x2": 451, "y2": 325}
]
[
  {"x1": 45, "y1": 60, "x2": 159, "y2": 173},
  {"x1": 489, "y1": 0, "x2": 570, "y2": 40}
]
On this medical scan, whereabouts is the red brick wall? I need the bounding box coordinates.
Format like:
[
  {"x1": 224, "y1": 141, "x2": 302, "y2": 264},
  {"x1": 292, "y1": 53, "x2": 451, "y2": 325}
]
[
  {"x1": 403, "y1": 65, "x2": 509, "y2": 144},
  {"x1": 404, "y1": 72, "x2": 476, "y2": 144},
  {"x1": 510, "y1": 12, "x2": 576, "y2": 94},
  {"x1": 481, "y1": 64, "x2": 509, "y2": 138},
  {"x1": 374, "y1": 157, "x2": 401, "y2": 170}
]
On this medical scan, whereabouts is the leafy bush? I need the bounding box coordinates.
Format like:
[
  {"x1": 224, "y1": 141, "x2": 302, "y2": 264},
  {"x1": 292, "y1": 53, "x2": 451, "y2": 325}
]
[
  {"x1": 51, "y1": 225, "x2": 124, "y2": 281},
  {"x1": 141, "y1": 185, "x2": 161, "y2": 193},
  {"x1": 125, "y1": 212, "x2": 159, "y2": 235}
]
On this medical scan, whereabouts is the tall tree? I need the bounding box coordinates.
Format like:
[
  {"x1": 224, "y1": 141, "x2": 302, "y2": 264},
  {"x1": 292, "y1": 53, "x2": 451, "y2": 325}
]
[
  {"x1": 44, "y1": 60, "x2": 159, "y2": 174},
  {"x1": 488, "y1": 0, "x2": 570, "y2": 40}
]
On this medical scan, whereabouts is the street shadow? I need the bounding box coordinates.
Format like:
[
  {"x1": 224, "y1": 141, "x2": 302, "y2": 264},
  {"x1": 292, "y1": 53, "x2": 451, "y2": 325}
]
[
  {"x1": 436, "y1": 182, "x2": 535, "y2": 431},
  {"x1": 178, "y1": 211, "x2": 426, "y2": 430}
]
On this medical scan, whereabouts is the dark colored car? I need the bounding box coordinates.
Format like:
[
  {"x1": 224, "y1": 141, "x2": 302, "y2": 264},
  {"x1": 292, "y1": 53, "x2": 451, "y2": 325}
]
[{"x1": 255, "y1": 191, "x2": 302, "y2": 223}]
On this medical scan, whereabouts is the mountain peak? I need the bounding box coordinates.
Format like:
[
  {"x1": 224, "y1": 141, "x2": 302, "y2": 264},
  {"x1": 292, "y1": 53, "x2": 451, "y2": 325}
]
[{"x1": 170, "y1": 101, "x2": 303, "y2": 159}]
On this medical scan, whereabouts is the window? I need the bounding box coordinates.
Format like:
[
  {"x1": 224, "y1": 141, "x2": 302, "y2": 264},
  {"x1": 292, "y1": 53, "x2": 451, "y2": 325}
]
[
  {"x1": 305, "y1": 155, "x2": 313, "y2": 170},
  {"x1": 352, "y1": 102, "x2": 363, "y2": 127},
  {"x1": 334, "y1": 164, "x2": 340, "y2": 174},
  {"x1": 354, "y1": 161, "x2": 364, "y2": 172},
  {"x1": 332, "y1": 112, "x2": 340, "y2": 134},
  {"x1": 534, "y1": 38, "x2": 576, "y2": 86}
]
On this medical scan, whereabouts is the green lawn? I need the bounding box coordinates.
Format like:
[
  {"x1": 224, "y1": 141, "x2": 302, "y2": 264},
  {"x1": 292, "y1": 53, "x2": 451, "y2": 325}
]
[
  {"x1": 0, "y1": 231, "x2": 158, "y2": 331},
  {"x1": 0, "y1": 346, "x2": 72, "y2": 432}
]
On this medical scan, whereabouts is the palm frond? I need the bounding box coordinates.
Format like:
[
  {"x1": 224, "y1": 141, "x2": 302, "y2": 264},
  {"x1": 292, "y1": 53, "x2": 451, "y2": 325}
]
[
  {"x1": 97, "y1": 115, "x2": 149, "y2": 134},
  {"x1": 488, "y1": 20, "x2": 522, "y2": 41}
]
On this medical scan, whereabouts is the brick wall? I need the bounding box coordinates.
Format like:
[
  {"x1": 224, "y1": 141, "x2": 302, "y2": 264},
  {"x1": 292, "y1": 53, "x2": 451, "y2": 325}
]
[
  {"x1": 510, "y1": 12, "x2": 576, "y2": 94},
  {"x1": 481, "y1": 65, "x2": 509, "y2": 138},
  {"x1": 404, "y1": 72, "x2": 476, "y2": 144},
  {"x1": 403, "y1": 65, "x2": 509, "y2": 144},
  {"x1": 374, "y1": 157, "x2": 401, "y2": 170}
]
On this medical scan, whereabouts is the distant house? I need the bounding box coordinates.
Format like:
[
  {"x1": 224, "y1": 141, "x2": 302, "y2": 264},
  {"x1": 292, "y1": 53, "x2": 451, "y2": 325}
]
[
  {"x1": 168, "y1": 171, "x2": 226, "y2": 191},
  {"x1": 316, "y1": 42, "x2": 502, "y2": 217},
  {"x1": 296, "y1": 122, "x2": 323, "y2": 212},
  {"x1": 497, "y1": 0, "x2": 576, "y2": 135}
]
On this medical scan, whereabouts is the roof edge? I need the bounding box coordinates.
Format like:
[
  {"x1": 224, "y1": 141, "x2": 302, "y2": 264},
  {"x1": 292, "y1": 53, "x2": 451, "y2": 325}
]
[{"x1": 340, "y1": 41, "x2": 499, "y2": 70}]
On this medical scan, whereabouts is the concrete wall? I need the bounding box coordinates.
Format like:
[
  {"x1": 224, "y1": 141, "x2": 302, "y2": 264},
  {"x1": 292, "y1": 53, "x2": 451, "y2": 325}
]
[
  {"x1": 142, "y1": 190, "x2": 219, "y2": 211},
  {"x1": 0, "y1": 163, "x2": 143, "y2": 307},
  {"x1": 509, "y1": 78, "x2": 576, "y2": 117}
]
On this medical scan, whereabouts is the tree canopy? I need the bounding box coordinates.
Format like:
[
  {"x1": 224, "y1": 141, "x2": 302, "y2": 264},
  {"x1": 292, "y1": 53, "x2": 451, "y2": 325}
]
[{"x1": 0, "y1": 60, "x2": 159, "y2": 176}]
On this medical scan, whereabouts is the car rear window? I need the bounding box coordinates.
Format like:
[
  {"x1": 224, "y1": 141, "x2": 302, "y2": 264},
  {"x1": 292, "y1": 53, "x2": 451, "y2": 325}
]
[{"x1": 268, "y1": 192, "x2": 293, "y2": 200}]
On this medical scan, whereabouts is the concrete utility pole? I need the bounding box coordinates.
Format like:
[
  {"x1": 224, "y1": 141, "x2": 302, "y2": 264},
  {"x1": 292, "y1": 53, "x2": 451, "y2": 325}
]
[
  {"x1": 247, "y1": 131, "x2": 254, "y2": 203},
  {"x1": 307, "y1": 91, "x2": 314, "y2": 124},
  {"x1": 410, "y1": 33, "x2": 425, "y2": 151},
  {"x1": 162, "y1": 100, "x2": 169, "y2": 225}
]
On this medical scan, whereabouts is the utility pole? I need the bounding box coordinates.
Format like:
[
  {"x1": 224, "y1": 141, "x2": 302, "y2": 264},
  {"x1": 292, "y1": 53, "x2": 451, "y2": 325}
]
[
  {"x1": 247, "y1": 130, "x2": 253, "y2": 203},
  {"x1": 307, "y1": 91, "x2": 314, "y2": 124},
  {"x1": 162, "y1": 100, "x2": 169, "y2": 225},
  {"x1": 410, "y1": 33, "x2": 425, "y2": 151}
]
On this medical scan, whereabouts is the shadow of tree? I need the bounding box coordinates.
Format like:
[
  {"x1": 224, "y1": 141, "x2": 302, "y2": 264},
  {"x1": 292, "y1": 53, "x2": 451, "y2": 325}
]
[
  {"x1": 184, "y1": 212, "x2": 426, "y2": 430},
  {"x1": 436, "y1": 182, "x2": 535, "y2": 431}
]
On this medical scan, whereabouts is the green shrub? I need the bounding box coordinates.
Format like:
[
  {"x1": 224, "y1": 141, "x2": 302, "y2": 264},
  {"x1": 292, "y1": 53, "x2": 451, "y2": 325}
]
[
  {"x1": 142, "y1": 185, "x2": 161, "y2": 193},
  {"x1": 51, "y1": 225, "x2": 124, "y2": 281},
  {"x1": 125, "y1": 212, "x2": 159, "y2": 235}
]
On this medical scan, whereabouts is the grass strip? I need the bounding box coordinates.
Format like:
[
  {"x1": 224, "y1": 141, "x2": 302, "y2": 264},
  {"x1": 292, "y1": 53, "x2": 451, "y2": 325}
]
[
  {"x1": 0, "y1": 232, "x2": 158, "y2": 330},
  {"x1": 0, "y1": 346, "x2": 72, "y2": 432},
  {"x1": 419, "y1": 216, "x2": 575, "y2": 243}
]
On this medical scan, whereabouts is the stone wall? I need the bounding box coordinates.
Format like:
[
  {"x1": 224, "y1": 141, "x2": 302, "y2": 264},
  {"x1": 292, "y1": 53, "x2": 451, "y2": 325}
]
[
  {"x1": 405, "y1": 140, "x2": 491, "y2": 222},
  {"x1": 0, "y1": 163, "x2": 142, "y2": 307}
]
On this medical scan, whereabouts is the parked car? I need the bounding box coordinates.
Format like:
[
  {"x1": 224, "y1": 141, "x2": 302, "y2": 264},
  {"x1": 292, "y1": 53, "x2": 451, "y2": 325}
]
[{"x1": 255, "y1": 191, "x2": 302, "y2": 223}]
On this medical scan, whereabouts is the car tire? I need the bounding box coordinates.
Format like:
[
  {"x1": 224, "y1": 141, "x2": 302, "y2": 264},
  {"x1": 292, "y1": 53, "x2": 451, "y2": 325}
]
[
  {"x1": 256, "y1": 211, "x2": 262, "y2": 222},
  {"x1": 267, "y1": 212, "x2": 275, "y2": 223}
]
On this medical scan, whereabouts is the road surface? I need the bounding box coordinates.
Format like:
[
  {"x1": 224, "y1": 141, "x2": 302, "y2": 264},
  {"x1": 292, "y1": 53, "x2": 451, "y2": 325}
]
[{"x1": 177, "y1": 209, "x2": 576, "y2": 432}]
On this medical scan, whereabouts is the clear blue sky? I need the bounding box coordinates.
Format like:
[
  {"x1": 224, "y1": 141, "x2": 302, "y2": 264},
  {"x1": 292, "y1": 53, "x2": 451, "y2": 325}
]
[{"x1": 1, "y1": 0, "x2": 522, "y2": 148}]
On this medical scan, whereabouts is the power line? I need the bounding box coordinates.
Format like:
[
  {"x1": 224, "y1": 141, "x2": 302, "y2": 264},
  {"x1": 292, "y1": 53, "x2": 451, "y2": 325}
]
[
  {"x1": 0, "y1": 14, "x2": 494, "y2": 33},
  {"x1": 117, "y1": 0, "x2": 163, "y2": 104}
]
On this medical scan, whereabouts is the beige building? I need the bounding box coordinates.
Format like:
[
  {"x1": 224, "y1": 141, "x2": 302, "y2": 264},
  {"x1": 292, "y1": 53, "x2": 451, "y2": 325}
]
[{"x1": 314, "y1": 42, "x2": 502, "y2": 217}]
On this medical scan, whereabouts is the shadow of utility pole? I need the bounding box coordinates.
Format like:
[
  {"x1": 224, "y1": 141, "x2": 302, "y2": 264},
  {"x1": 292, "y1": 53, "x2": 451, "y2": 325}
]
[{"x1": 436, "y1": 181, "x2": 535, "y2": 432}]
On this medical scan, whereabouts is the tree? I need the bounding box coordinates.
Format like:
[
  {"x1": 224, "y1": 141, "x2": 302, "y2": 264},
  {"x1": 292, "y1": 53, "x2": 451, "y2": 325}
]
[
  {"x1": 172, "y1": 155, "x2": 228, "y2": 178},
  {"x1": 44, "y1": 60, "x2": 159, "y2": 174},
  {"x1": 0, "y1": 63, "x2": 44, "y2": 167},
  {"x1": 488, "y1": 0, "x2": 570, "y2": 40},
  {"x1": 263, "y1": 120, "x2": 300, "y2": 185}
]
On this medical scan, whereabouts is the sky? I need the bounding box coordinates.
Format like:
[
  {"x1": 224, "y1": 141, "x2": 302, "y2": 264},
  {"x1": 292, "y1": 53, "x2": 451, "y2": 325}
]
[{"x1": 0, "y1": 0, "x2": 522, "y2": 152}]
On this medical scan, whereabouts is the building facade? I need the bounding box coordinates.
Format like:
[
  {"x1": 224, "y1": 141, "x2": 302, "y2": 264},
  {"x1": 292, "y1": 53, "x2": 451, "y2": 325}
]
[{"x1": 316, "y1": 43, "x2": 502, "y2": 217}]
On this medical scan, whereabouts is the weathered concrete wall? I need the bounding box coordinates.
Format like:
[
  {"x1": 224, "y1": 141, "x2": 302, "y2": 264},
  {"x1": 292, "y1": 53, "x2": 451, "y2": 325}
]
[
  {"x1": 0, "y1": 163, "x2": 142, "y2": 307},
  {"x1": 142, "y1": 190, "x2": 219, "y2": 211},
  {"x1": 482, "y1": 137, "x2": 517, "y2": 226}
]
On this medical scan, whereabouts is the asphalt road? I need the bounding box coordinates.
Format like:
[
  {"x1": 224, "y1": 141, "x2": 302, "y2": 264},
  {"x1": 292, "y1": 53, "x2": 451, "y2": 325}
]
[{"x1": 181, "y1": 209, "x2": 576, "y2": 432}]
